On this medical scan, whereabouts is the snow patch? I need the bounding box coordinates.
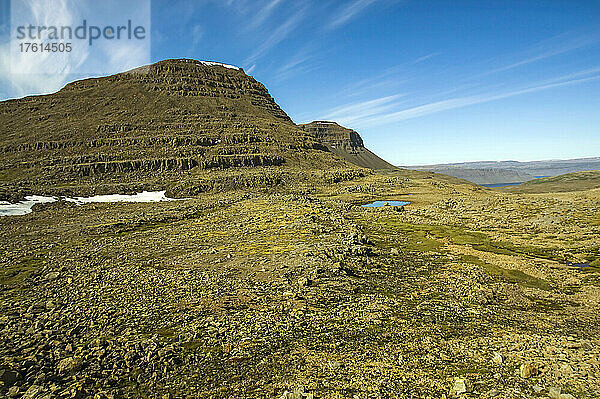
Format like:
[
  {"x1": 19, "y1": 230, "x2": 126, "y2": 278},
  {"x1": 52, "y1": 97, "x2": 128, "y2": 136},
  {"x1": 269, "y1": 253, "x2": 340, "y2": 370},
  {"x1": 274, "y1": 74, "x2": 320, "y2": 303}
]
[
  {"x1": 197, "y1": 61, "x2": 241, "y2": 70},
  {"x1": 0, "y1": 196, "x2": 57, "y2": 216},
  {"x1": 1, "y1": 191, "x2": 187, "y2": 217},
  {"x1": 64, "y1": 191, "x2": 181, "y2": 205}
]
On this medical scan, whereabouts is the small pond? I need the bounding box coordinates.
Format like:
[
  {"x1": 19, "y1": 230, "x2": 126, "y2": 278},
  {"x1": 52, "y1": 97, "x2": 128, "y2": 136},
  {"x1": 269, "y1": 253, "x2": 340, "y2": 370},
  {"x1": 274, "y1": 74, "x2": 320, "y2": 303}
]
[
  {"x1": 361, "y1": 200, "x2": 410, "y2": 208},
  {"x1": 566, "y1": 262, "x2": 591, "y2": 268}
]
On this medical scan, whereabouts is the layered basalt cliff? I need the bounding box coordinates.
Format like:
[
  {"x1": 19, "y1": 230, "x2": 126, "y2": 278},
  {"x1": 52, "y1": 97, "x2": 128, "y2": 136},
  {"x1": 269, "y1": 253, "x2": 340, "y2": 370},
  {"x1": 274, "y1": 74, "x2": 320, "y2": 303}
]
[
  {"x1": 300, "y1": 121, "x2": 396, "y2": 170},
  {"x1": 0, "y1": 60, "x2": 361, "y2": 196}
]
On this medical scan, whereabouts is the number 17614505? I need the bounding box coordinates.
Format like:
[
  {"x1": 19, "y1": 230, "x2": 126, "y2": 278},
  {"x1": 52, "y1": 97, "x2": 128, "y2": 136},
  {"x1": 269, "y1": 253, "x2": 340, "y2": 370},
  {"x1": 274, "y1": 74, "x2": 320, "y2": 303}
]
[{"x1": 19, "y1": 42, "x2": 72, "y2": 52}]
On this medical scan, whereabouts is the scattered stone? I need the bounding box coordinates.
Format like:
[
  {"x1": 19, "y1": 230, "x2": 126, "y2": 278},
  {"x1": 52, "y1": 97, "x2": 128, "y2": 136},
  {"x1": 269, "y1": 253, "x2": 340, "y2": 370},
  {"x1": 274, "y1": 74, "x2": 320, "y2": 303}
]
[
  {"x1": 44, "y1": 271, "x2": 60, "y2": 281},
  {"x1": 492, "y1": 352, "x2": 503, "y2": 365},
  {"x1": 520, "y1": 362, "x2": 536, "y2": 378},
  {"x1": 22, "y1": 385, "x2": 44, "y2": 399},
  {"x1": 298, "y1": 277, "x2": 310, "y2": 287},
  {"x1": 328, "y1": 360, "x2": 343, "y2": 370},
  {"x1": 8, "y1": 386, "x2": 20, "y2": 397},
  {"x1": 548, "y1": 387, "x2": 562, "y2": 399},
  {"x1": 57, "y1": 356, "x2": 83, "y2": 374},
  {"x1": 450, "y1": 378, "x2": 470, "y2": 396},
  {"x1": 280, "y1": 386, "x2": 313, "y2": 399}
]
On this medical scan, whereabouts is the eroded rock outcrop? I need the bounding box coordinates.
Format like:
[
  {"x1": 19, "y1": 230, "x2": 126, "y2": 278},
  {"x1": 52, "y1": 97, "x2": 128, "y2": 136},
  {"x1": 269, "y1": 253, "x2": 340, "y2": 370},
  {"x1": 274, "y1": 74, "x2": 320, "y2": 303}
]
[{"x1": 300, "y1": 121, "x2": 396, "y2": 170}]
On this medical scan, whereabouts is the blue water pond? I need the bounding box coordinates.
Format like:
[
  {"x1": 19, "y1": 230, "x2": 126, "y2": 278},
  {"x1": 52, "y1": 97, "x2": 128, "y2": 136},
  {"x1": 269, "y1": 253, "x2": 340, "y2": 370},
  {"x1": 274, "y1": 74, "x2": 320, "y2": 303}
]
[{"x1": 361, "y1": 200, "x2": 410, "y2": 208}]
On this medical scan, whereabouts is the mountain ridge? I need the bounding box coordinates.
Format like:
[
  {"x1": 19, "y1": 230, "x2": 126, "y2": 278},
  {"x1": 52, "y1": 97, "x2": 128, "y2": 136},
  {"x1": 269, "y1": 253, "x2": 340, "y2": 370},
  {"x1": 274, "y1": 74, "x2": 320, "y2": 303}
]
[
  {"x1": 406, "y1": 157, "x2": 600, "y2": 184},
  {"x1": 299, "y1": 121, "x2": 396, "y2": 170},
  {"x1": 0, "y1": 59, "x2": 368, "y2": 198}
]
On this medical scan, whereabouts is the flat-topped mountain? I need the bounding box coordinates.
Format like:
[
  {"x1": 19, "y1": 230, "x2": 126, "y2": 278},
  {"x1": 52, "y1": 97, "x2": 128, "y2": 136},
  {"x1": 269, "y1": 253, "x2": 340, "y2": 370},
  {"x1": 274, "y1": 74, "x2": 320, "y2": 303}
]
[
  {"x1": 299, "y1": 121, "x2": 396, "y2": 170},
  {"x1": 0, "y1": 59, "x2": 364, "y2": 197},
  {"x1": 407, "y1": 158, "x2": 600, "y2": 184},
  {"x1": 402, "y1": 166, "x2": 536, "y2": 185}
]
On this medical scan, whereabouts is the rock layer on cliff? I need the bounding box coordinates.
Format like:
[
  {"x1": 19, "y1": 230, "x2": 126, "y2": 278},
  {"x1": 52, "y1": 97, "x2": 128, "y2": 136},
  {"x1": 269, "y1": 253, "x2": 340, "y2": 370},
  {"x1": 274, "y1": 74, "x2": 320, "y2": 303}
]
[
  {"x1": 299, "y1": 121, "x2": 396, "y2": 170},
  {"x1": 0, "y1": 59, "x2": 362, "y2": 197}
]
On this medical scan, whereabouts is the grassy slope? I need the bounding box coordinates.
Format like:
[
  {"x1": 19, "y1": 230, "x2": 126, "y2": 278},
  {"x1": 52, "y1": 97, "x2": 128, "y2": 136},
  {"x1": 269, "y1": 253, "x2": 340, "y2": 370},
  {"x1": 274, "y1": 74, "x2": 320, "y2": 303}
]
[{"x1": 505, "y1": 170, "x2": 600, "y2": 193}]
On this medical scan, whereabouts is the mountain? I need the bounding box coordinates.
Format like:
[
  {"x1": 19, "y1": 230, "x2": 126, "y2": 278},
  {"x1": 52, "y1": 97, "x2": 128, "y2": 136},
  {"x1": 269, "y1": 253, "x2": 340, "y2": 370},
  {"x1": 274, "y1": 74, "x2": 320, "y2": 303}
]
[
  {"x1": 406, "y1": 158, "x2": 600, "y2": 184},
  {"x1": 401, "y1": 166, "x2": 535, "y2": 185},
  {"x1": 299, "y1": 121, "x2": 396, "y2": 170},
  {"x1": 505, "y1": 170, "x2": 600, "y2": 193},
  {"x1": 0, "y1": 59, "x2": 363, "y2": 198}
]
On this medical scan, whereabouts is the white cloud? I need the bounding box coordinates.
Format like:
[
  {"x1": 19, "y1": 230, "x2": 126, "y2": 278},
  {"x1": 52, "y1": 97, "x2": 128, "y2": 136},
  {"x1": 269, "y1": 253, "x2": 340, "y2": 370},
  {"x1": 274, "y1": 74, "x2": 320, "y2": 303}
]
[
  {"x1": 327, "y1": 0, "x2": 378, "y2": 30},
  {"x1": 273, "y1": 48, "x2": 319, "y2": 81},
  {"x1": 1, "y1": 0, "x2": 81, "y2": 98},
  {"x1": 2, "y1": 0, "x2": 151, "y2": 99},
  {"x1": 412, "y1": 52, "x2": 441, "y2": 64},
  {"x1": 476, "y1": 32, "x2": 600, "y2": 78},
  {"x1": 0, "y1": 42, "x2": 72, "y2": 98},
  {"x1": 249, "y1": 0, "x2": 284, "y2": 29},
  {"x1": 321, "y1": 94, "x2": 405, "y2": 125},
  {"x1": 244, "y1": 8, "x2": 306, "y2": 64},
  {"x1": 320, "y1": 70, "x2": 600, "y2": 129},
  {"x1": 190, "y1": 24, "x2": 204, "y2": 50}
]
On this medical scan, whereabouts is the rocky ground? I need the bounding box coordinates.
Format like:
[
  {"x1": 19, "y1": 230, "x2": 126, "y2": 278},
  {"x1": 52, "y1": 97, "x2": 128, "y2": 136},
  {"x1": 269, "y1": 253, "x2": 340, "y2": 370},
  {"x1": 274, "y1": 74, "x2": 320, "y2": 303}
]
[{"x1": 1, "y1": 170, "x2": 599, "y2": 398}]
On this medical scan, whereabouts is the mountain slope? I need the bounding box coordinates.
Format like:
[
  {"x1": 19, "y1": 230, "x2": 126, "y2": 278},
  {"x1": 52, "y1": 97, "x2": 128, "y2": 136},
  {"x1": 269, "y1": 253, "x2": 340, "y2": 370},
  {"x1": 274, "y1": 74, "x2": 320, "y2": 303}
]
[
  {"x1": 403, "y1": 166, "x2": 535, "y2": 185},
  {"x1": 0, "y1": 59, "x2": 363, "y2": 197},
  {"x1": 299, "y1": 121, "x2": 396, "y2": 170},
  {"x1": 505, "y1": 170, "x2": 600, "y2": 193}
]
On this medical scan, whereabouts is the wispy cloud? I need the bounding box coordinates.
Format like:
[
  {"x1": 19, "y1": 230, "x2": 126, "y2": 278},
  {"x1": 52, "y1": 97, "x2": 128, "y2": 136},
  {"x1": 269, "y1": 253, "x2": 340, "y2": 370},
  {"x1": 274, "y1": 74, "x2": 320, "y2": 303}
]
[
  {"x1": 189, "y1": 24, "x2": 204, "y2": 52},
  {"x1": 477, "y1": 32, "x2": 600, "y2": 77},
  {"x1": 321, "y1": 94, "x2": 405, "y2": 125},
  {"x1": 1, "y1": 0, "x2": 82, "y2": 97},
  {"x1": 244, "y1": 8, "x2": 306, "y2": 64},
  {"x1": 322, "y1": 69, "x2": 600, "y2": 128},
  {"x1": 249, "y1": 0, "x2": 284, "y2": 29},
  {"x1": 273, "y1": 47, "x2": 321, "y2": 81},
  {"x1": 337, "y1": 63, "x2": 410, "y2": 99},
  {"x1": 1, "y1": 0, "x2": 152, "y2": 100},
  {"x1": 327, "y1": 0, "x2": 378, "y2": 30},
  {"x1": 412, "y1": 52, "x2": 441, "y2": 64},
  {"x1": 388, "y1": 74, "x2": 600, "y2": 123}
]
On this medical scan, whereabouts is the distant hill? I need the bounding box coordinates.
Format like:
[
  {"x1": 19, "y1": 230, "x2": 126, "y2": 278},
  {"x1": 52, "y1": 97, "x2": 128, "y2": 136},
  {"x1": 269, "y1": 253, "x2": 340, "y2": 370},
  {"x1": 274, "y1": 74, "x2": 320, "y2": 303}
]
[
  {"x1": 401, "y1": 166, "x2": 534, "y2": 185},
  {"x1": 299, "y1": 121, "x2": 397, "y2": 170},
  {"x1": 406, "y1": 158, "x2": 600, "y2": 185},
  {"x1": 504, "y1": 170, "x2": 600, "y2": 193}
]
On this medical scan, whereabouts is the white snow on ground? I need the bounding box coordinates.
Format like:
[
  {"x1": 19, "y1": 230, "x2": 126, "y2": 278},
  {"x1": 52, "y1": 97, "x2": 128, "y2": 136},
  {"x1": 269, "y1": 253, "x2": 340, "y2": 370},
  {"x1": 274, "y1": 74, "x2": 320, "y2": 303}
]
[
  {"x1": 197, "y1": 61, "x2": 240, "y2": 70},
  {"x1": 64, "y1": 191, "x2": 180, "y2": 205},
  {"x1": 0, "y1": 196, "x2": 57, "y2": 216},
  {"x1": 1, "y1": 191, "x2": 186, "y2": 216}
]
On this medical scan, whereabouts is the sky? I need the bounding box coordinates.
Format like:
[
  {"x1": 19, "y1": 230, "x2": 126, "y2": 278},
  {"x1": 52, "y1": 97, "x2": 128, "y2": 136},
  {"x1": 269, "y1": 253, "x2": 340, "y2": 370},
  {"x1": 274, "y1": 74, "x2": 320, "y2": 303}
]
[{"x1": 1, "y1": 0, "x2": 599, "y2": 165}]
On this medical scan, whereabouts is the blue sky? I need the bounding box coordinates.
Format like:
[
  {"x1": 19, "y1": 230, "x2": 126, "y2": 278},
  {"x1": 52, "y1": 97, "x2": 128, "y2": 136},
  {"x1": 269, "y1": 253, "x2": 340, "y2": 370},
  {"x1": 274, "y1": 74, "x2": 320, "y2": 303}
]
[{"x1": 1, "y1": 0, "x2": 600, "y2": 164}]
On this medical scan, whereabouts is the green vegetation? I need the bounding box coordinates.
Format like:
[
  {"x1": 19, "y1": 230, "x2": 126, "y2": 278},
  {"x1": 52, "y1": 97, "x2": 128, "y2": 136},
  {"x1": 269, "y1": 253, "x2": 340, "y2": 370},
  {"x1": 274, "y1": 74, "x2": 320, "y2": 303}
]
[
  {"x1": 359, "y1": 215, "x2": 562, "y2": 262},
  {"x1": 508, "y1": 170, "x2": 600, "y2": 193},
  {"x1": 0, "y1": 253, "x2": 46, "y2": 288},
  {"x1": 460, "y1": 255, "x2": 551, "y2": 291}
]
